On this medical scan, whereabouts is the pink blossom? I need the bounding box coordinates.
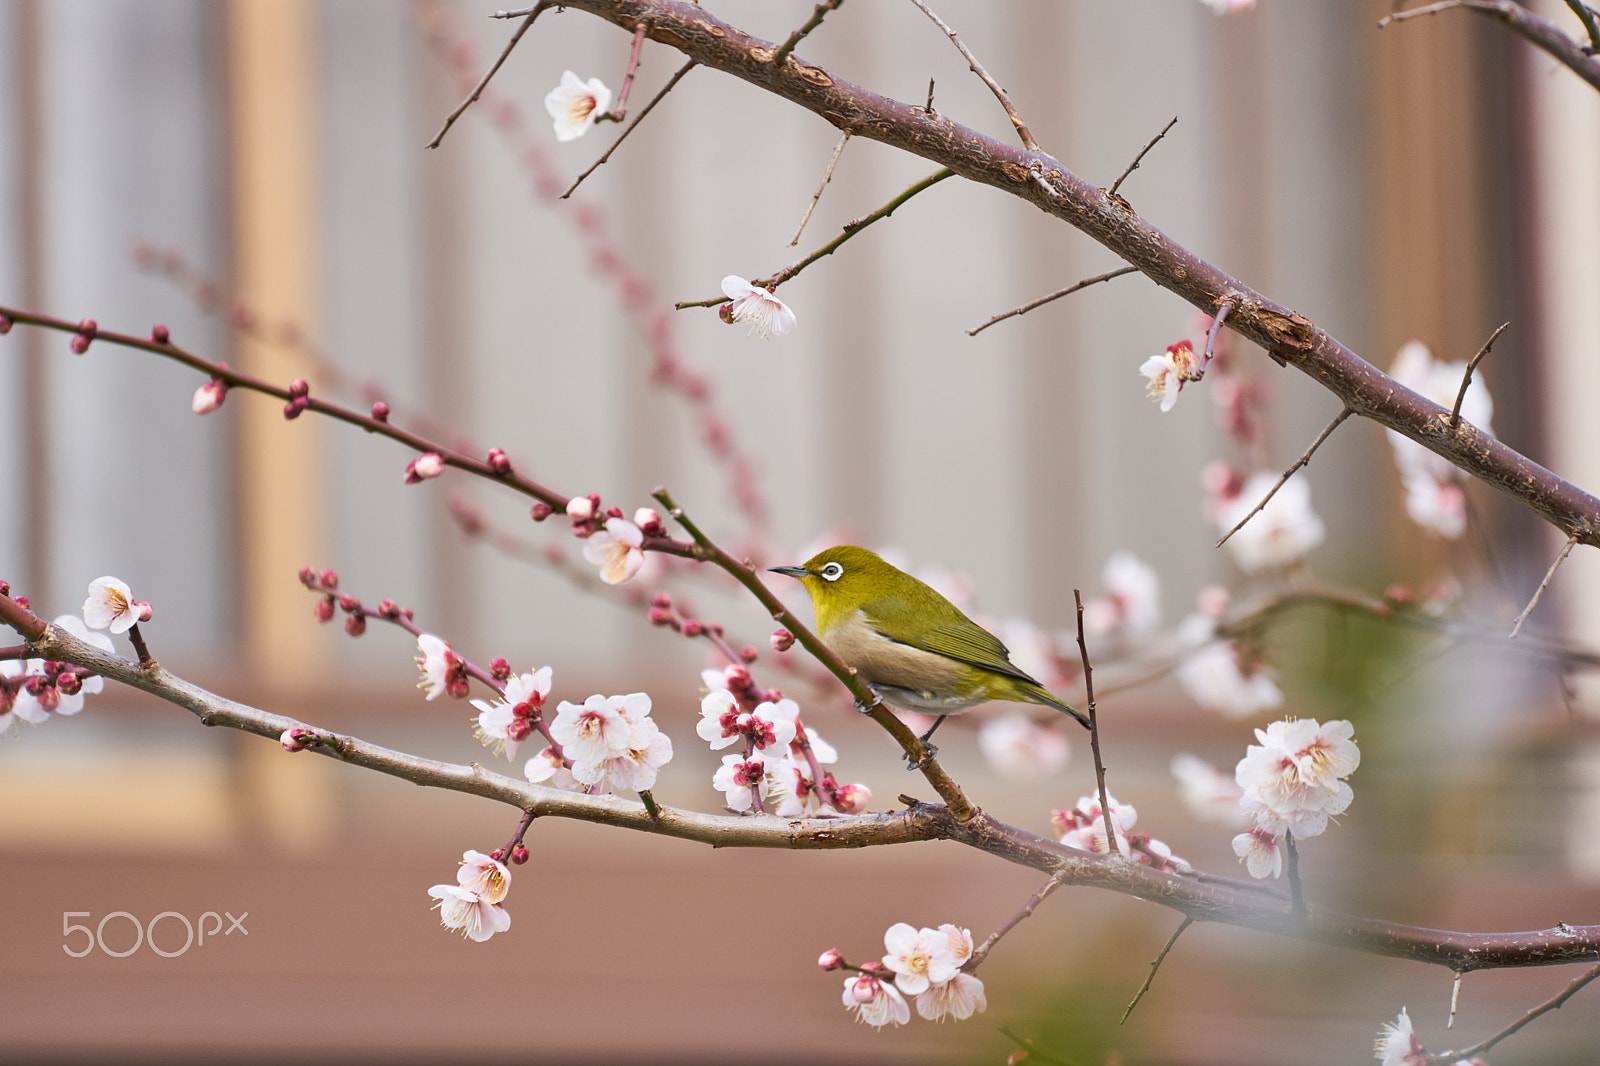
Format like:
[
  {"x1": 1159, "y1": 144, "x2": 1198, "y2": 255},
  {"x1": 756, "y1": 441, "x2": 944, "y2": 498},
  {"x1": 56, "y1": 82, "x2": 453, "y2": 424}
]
[
  {"x1": 582, "y1": 518, "x2": 645, "y2": 584},
  {"x1": 916, "y1": 971, "x2": 987, "y2": 1022},
  {"x1": 549, "y1": 693, "x2": 633, "y2": 765},
  {"x1": 544, "y1": 71, "x2": 612, "y2": 141},
  {"x1": 842, "y1": 973, "x2": 910, "y2": 1027},
  {"x1": 881, "y1": 922, "x2": 958, "y2": 996},
  {"x1": 720, "y1": 276, "x2": 795, "y2": 339},
  {"x1": 1374, "y1": 1007, "x2": 1428, "y2": 1066},
  {"x1": 1139, "y1": 340, "x2": 1201, "y2": 412},
  {"x1": 83, "y1": 576, "x2": 140, "y2": 634}
]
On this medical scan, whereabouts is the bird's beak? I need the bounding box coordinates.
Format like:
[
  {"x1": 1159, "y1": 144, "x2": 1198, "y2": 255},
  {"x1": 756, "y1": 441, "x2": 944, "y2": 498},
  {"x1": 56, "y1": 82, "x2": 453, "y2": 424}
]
[{"x1": 768, "y1": 565, "x2": 811, "y2": 579}]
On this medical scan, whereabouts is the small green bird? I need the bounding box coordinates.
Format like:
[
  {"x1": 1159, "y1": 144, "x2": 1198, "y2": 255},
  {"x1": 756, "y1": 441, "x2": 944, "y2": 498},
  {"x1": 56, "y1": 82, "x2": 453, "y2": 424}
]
[{"x1": 770, "y1": 545, "x2": 1088, "y2": 763}]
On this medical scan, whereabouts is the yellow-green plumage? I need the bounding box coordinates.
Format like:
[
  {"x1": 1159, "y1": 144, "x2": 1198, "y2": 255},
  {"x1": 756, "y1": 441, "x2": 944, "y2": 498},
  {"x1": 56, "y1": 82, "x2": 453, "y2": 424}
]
[{"x1": 770, "y1": 546, "x2": 1088, "y2": 735}]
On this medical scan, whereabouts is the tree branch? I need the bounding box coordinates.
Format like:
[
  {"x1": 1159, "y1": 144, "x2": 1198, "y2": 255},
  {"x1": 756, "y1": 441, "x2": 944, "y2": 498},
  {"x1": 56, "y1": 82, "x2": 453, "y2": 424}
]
[
  {"x1": 1380, "y1": 1, "x2": 1600, "y2": 94},
  {"x1": 556, "y1": 0, "x2": 1600, "y2": 551}
]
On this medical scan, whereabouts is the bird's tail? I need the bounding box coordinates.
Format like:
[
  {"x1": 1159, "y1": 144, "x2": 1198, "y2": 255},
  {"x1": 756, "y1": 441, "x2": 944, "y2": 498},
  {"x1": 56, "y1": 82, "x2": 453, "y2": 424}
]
[{"x1": 1026, "y1": 683, "x2": 1090, "y2": 730}]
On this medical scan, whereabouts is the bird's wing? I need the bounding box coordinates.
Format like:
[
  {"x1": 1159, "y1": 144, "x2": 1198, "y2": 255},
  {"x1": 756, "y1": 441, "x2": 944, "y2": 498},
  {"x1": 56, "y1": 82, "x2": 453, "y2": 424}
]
[{"x1": 863, "y1": 595, "x2": 1039, "y2": 684}]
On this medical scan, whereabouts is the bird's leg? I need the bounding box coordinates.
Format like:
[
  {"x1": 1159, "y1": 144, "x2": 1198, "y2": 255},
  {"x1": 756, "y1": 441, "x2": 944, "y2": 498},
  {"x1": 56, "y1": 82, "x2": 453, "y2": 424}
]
[
  {"x1": 905, "y1": 716, "x2": 946, "y2": 771},
  {"x1": 852, "y1": 690, "x2": 884, "y2": 715}
]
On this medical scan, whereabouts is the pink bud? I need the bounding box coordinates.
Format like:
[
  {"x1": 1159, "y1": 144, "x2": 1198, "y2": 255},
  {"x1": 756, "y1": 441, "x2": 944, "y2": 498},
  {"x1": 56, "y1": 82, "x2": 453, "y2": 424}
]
[
  {"x1": 135, "y1": 601, "x2": 153, "y2": 623},
  {"x1": 56, "y1": 672, "x2": 83, "y2": 696},
  {"x1": 566, "y1": 496, "x2": 595, "y2": 522},
  {"x1": 511, "y1": 845, "x2": 530, "y2": 865},
  {"x1": 377, "y1": 599, "x2": 399, "y2": 619},
  {"x1": 150, "y1": 324, "x2": 171, "y2": 344},
  {"x1": 650, "y1": 592, "x2": 672, "y2": 609},
  {"x1": 681, "y1": 619, "x2": 703, "y2": 637},
  {"x1": 337, "y1": 595, "x2": 358, "y2": 612},
  {"x1": 13, "y1": 595, "x2": 29, "y2": 610},
  {"x1": 530, "y1": 502, "x2": 553, "y2": 522},
  {"x1": 604, "y1": 506, "x2": 624, "y2": 520},
  {"x1": 850, "y1": 976, "x2": 878, "y2": 1004},
  {"x1": 344, "y1": 614, "x2": 366, "y2": 637},
  {"x1": 297, "y1": 566, "x2": 317, "y2": 585},
  {"x1": 320, "y1": 569, "x2": 338, "y2": 588},
  {"x1": 0, "y1": 314, "x2": 12, "y2": 334},
  {"x1": 489, "y1": 657, "x2": 511, "y2": 680},
  {"x1": 486, "y1": 447, "x2": 512, "y2": 475},
  {"x1": 405, "y1": 453, "x2": 444, "y2": 484},
  {"x1": 817, "y1": 949, "x2": 844, "y2": 970},
  {"x1": 835, "y1": 782, "x2": 872, "y2": 814},
  {"x1": 314, "y1": 597, "x2": 335, "y2": 624},
  {"x1": 288, "y1": 378, "x2": 310, "y2": 399},
  {"x1": 735, "y1": 713, "x2": 754, "y2": 731},
  {"x1": 192, "y1": 378, "x2": 227, "y2": 415},
  {"x1": 280, "y1": 728, "x2": 310, "y2": 752},
  {"x1": 762, "y1": 689, "x2": 783, "y2": 704},
  {"x1": 512, "y1": 701, "x2": 533, "y2": 719},
  {"x1": 569, "y1": 519, "x2": 595, "y2": 539},
  {"x1": 770, "y1": 628, "x2": 794, "y2": 652},
  {"x1": 647, "y1": 606, "x2": 673, "y2": 626},
  {"x1": 77, "y1": 317, "x2": 98, "y2": 338},
  {"x1": 371, "y1": 401, "x2": 390, "y2": 422},
  {"x1": 739, "y1": 645, "x2": 758, "y2": 664},
  {"x1": 283, "y1": 398, "x2": 306, "y2": 419},
  {"x1": 633, "y1": 507, "x2": 663, "y2": 535},
  {"x1": 718, "y1": 303, "x2": 736, "y2": 326},
  {"x1": 507, "y1": 718, "x2": 533, "y2": 742},
  {"x1": 69, "y1": 335, "x2": 90, "y2": 354}
]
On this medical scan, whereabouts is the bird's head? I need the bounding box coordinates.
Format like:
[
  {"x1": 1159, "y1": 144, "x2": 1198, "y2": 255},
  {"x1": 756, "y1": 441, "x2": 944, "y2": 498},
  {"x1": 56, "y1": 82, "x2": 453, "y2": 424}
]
[{"x1": 769, "y1": 545, "x2": 902, "y2": 622}]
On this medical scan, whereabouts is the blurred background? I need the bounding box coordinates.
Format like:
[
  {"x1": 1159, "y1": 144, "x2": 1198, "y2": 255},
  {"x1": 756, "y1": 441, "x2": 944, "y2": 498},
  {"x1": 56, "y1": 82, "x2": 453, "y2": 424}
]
[{"x1": 2, "y1": 0, "x2": 1598, "y2": 1062}]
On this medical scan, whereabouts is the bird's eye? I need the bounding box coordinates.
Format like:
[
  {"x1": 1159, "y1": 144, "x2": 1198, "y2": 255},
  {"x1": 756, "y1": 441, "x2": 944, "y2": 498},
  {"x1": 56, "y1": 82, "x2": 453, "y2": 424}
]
[{"x1": 820, "y1": 562, "x2": 844, "y2": 582}]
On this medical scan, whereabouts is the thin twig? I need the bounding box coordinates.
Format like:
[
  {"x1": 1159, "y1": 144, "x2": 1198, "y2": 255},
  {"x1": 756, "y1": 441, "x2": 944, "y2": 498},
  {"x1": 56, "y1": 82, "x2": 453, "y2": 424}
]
[
  {"x1": 1432, "y1": 962, "x2": 1600, "y2": 1062},
  {"x1": 1510, "y1": 534, "x2": 1580, "y2": 638},
  {"x1": 1285, "y1": 830, "x2": 1305, "y2": 921},
  {"x1": 562, "y1": 59, "x2": 698, "y2": 198},
  {"x1": 1109, "y1": 115, "x2": 1178, "y2": 198},
  {"x1": 126, "y1": 623, "x2": 154, "y2": 668},
  {"x1": 1074, "y1": 590, "x2": 1121, "y2": 857},
  {"x1": 1567, "y1": 0, "x2": 1600, "y2": 52},
  {"x1": 967, "y1": 266, "x2": 1138, "y2": 336},
  {"x1": 1379, "y1": 1, "x2": 1600, "y2": 93},
  {"x1": 1198, "y1": 299, "x2": 1233, "y2": 377},
  {"x1": 789, "y1": 131, "x2": 851, "y2": 245},
  {"x1": 1122, "y1": 917, "x2": 1195, "y2": 1024},
  {"x1": 907, "y1": 0, "x2": 1039, "y2": 150},
  {"x1": 1449, "y1": 321, "x2": 1509, "y2": 429},
  {"x1": 923, "y1": 77, "x2": 936, "y2": 114},
  {"x1": 968, "y1": 870, "x2": 1068, "y2": 970},
  {"x1": 426, "y1": 3, "x2": 549, "y2": 149},
  {"x1": 772, "y1": 0, "x2": 846, "y2": 70},
  {"x1": 675, "y1": 168, "x2": 955, "y2": 308},
  {"x1": 1217, "y1": 408, "x2": 1354, "y2": 548},
  {"x1": 1448, "y1": 968, "x2": 1463, "y2": 1029},
  {"x1": 610, "y1": 24, "x2": 649, "y2": 121}
]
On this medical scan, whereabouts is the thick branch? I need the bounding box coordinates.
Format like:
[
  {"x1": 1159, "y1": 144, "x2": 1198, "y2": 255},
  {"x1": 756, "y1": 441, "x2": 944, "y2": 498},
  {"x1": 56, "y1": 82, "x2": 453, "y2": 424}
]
[{"x1": 558, "y1": 0, "x2": 1600, "y2": 549}]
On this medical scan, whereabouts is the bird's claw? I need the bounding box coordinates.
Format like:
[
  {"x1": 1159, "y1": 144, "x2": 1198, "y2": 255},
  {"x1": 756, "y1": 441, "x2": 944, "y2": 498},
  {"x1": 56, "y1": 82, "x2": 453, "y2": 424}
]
[
  {"x1": 853, "y1": 694, "x2": 883, "y2": 715},
  {"x1": 904, "y1": 742, "x2": 938, "y2": 771}
]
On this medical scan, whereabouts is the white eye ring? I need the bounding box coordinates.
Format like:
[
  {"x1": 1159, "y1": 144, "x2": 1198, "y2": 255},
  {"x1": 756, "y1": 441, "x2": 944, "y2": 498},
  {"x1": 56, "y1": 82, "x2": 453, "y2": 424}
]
[{"x1": 819, "y1": 562, "x2": 844, "y2": 582}]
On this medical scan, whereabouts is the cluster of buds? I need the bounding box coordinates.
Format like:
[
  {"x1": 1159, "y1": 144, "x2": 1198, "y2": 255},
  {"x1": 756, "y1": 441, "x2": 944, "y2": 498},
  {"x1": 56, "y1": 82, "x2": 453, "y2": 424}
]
[
  {"x1": 283, "y1": 378, "x2": 311, "y2": 420},
  {"x1": 829, "y1": 923, "x2": 988, "y2": 1027},
  {"x1": 69, "y1": 317, "x2": 97, "y2": 354},
  {"x1": 472, "y1": 666, "x2": 553, "y2": 758},
  {"x1": 1052, "y1": 791, "x2": 1188, "y2": 872}
]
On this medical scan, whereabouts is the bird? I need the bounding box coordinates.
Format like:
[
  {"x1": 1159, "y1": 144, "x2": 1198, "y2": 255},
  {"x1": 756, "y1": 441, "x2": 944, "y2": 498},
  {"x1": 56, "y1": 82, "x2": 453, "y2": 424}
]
[{"x1": 769, "y1": 545, "x2": 1088, "y2": 766}]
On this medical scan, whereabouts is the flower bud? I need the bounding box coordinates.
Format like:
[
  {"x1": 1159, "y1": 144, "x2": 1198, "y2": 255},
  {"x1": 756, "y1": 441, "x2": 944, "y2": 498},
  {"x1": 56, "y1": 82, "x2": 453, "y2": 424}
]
[
  {"x1": 650, "y1": 592, "x2": 672, "y2": 609},
  {"x1": 633, "y1": 508, "x2": 664, "y2": 536},
  {"x1": 338, "y1": 594, "x2": 359, "y2": 612},
  {"x1": 78, "y1": 318, "x2": 98, "y2": 337},
  {"x1": 739, "y1": 645, "x2": 758, "y2": 664},
  {"x1": 13, "y1": 595, "x2": 29, "y2": 610},
  {"x1": 150, "y1": 324, "x2": 171, "y2": 344},
  {"x1": 512, "y1": 701, "x2": 533, "y2": 719},
  {"x1": 850, "y1": 976, "x2": 878, "y2": 1004},
  {"x1": 835, "y1": 782, "x2": 872, "y2": 814},
  {"x1": 681, "y1": 619, "x2": 704, "y2": 637},
  {"x1": 288, "y1": 378, "x2": 310, "y2": 399},
  {"x1": 647, "y1": 606, "x2": 673, "y2": 626},
  {"x1": 280, "y1": 728, "x2": 311, "y2": 752},
  {"x1": 320, "y1": 569, "x2": 338, "y2": 589},
  {"x1": 298, "y1": 566, "x2": 317, "y2": 585},
  {"x1": 486, "y1": 447, "x2": 512, "y2": 475},
  {"x1": 566, "y1": 496, "x2": 595, "y2": 522},
  {"x1": 530, "y1": 502, "x2": 553, "y2": 522},
  {"x1": 314, "y1": 597, "x2": 336, "y2": 623},
  {"x1": 489, "y1": 657, "x2": 511, "y2": 681},
  {"x1": 56, "y1": 671, "x2": 83, "y2": 696},
  {"x1": 0, "y1": 314, "x2": 12, "y2": 334},
  {"x1": 135, "y1": 601, "x2": 153, "y2": 623},
  {"x1": 70, "y1": 335, "x2": 91, "y2": 354},
  {"x1": 406, "y1": 453, "x2": 444, "y2": 484},
  {"x1": 770, "y1": 628, "x2": 795, "y2": 652},
  {"x1": 604, "y1": 506, "x2": 624, "y2": 520},
  {"x1": 377, "y1": 599, "x2": 399, "y2": 619},
  {"x1": 344, "y1": 614, "x2": 366, "y2": 637},
  {"x1": 192, "y1": 378, "x2": 227, "y2": 415},
  {"x1": 371, "y1": 401, "x2": 390, "y2": 422},
  {"x1": 817, "y1": 949, "x2": 844, "y2": 971},
  {"x1": 283, "y1": 397, "x2": 307, "y2": 419},
  {"x1": 507, "y1": 718, "x2": 534, "y2": 742},
  {"x1": 511, "y1": 845, "x2": 530, "y2": 865}
]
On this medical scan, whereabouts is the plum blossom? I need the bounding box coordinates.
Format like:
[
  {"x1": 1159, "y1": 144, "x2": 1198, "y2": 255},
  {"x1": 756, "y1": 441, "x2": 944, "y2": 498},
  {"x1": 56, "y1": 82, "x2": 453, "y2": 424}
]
[
  {"x1": 1385, "y1": 341, "x2": 1494, "y2": 539},
  {"x1": 1139, "y1": 340, "x2": 1201, "y2": 412},
  {"x1": 471, "y1": 667, "x2": 553, "y2": 759},
  {"x1": 1374, "y1": 1007, "x2": 1428, "y2": 1066},
  {"x1": 583, "y1": 518, "x2": 646, "y2": 585},
  {"x1": 427, "y1": 884, "x2": 510, "y2": 942},
  {"x1": 721, "y1": 275, "x2": 796, "y2": 339},
  {"x1": 551, "y1": 692, "x2": 639, "y2": 767},
  {"x1": 978, "y1": 714, "x2": 1070, "y2": 779},
  {"x1": 1174, "y1": 614, "x2": 1283, "y2": 719},
  {"x1": 1235, "y1": 718, "x2": 1359, "y2": 840},
  {"x1": 712, "y1": 753, "x2": 770, "y2": 813},
  {"x1": 696, "y1": 690, "x2": 798, "y2": 759},
  {"x1": 570, "y1": 702, "x2": 673, "y2": 793},
  {"x1": 455, "y1": 850, "x2": 510, "y2": 904},
  {"x1": 842, "y1": 971, "x2": 910, "y2": 1028},
  {"x1": 881, "y1": 922, "x2": 959, "y2": 996},
  {"x1": 82, "y1": 576, "x2": 142, "y2": 634},
  {"x1": 1211, "y1": 469, "x2": 1325, "y2": 573},
  {"x1": 1053, "y1": 791, "x2": 1137, "y2": 857},
  {"x1": 544, "y1": 71, "x2": 611, "y2": 141},
  {"x1": 414, "y1": 634, "x2": 460, "y2": 700},
  {"x1": 916, "y1": 971, "x2": 987, "y2": 1022},
  {"x1": 1231, "y1": 825, "x2": 1286, "y2": 879}
]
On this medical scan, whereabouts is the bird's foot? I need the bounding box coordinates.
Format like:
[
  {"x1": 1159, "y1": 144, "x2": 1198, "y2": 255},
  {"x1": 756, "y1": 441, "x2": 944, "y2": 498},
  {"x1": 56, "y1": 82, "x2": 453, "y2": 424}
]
[
  {"x1": 904, "y1": 742, "x2": 938, "y2": 771},
  {"x1": 853, "y1": 694, "x2": 883, "y2": 715}
]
